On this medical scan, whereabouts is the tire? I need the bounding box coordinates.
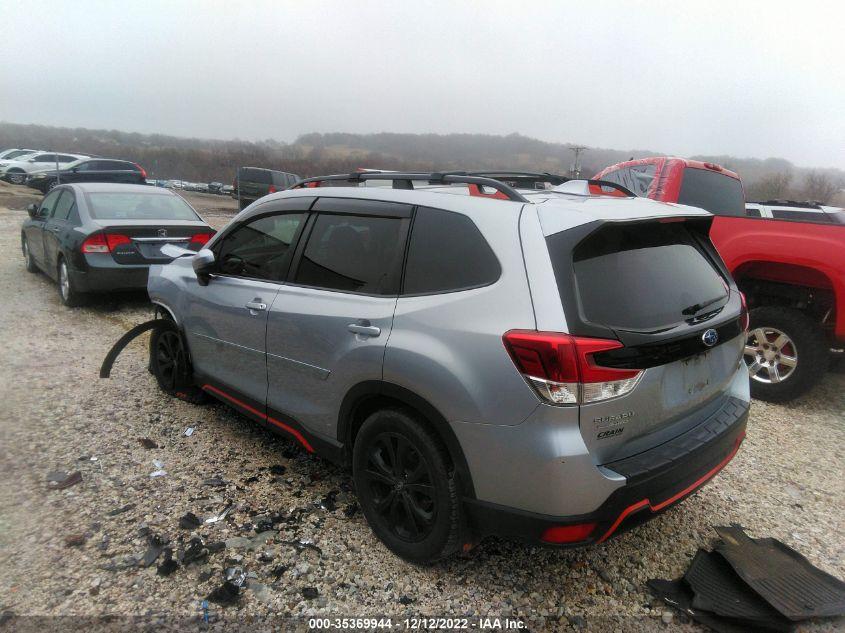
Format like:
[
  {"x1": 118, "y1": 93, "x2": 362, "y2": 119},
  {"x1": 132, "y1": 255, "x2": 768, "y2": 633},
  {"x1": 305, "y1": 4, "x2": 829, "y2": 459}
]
[
  {"x1": 57, "y1": 258, "x2": 86, "y2": 307},
  {"x1": 47, "y1": 180, "x2": 59, "y2": 191},
  {"x1": 149, "y1": 324, "x2": 208, "y2": 404},
  {"x1": 744, "y1": 307, "x2": 829, "y2": 402},
  {"x1": 7, "y1": 170, "x2": 25, "y2": 185},
  {"x1": 22, "y1": 238, "x2": 38, "y2": 273},
  {"x1": 352, "y1": 408, "x2": 463, "y2": 564}
]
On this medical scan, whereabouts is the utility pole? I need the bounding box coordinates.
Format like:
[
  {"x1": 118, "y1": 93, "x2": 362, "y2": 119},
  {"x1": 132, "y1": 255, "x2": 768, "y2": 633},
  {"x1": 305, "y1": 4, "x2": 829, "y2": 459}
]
[{"x1": 569, "y1": 145, "x2": 587, "y2": 178}]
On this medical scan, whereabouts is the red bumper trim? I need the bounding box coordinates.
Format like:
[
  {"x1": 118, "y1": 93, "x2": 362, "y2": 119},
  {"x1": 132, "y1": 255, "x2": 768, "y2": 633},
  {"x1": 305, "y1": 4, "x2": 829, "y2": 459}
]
[
  {"x1": 596, "y1": 431, "x2": 746, "y2": 543},
  {"x1": 202, "y1": 384, "x2": 315, "y2": 453}
]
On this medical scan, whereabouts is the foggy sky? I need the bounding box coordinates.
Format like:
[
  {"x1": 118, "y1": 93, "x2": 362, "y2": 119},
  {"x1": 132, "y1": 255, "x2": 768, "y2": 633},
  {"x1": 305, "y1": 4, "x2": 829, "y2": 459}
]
[{"x1": 1, "y1": 0, "x2": 843, "y2": 168}]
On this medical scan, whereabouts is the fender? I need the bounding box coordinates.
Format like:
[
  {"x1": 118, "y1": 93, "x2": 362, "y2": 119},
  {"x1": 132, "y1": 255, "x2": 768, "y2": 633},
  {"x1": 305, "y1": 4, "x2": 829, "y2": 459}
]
[{"x1": 338, "y1": 380, "x2": 476, "y2": 499}]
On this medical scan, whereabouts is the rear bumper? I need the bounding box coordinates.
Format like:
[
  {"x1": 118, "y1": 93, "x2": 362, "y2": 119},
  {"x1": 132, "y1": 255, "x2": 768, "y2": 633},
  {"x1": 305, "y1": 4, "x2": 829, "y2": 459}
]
[
  {"x1": 463, "y1": 396, "x2": 749, "y2": 546},
  {"x1": 71, "y1": 264, "x2": 150, "y2": 293}
]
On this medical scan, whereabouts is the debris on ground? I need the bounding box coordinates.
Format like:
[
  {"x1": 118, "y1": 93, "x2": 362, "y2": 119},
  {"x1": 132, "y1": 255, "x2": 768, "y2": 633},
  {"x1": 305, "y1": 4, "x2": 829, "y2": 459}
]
[
  {"x1": 280, "y1": 539, "x2": 322, "y2": 557},
  {"x1": 157, "y1": 548, "x2": 178, "y2": 576},
  {"x1": 149, "y1": 459, "x2": 167, "y2": 477},
  {"x1": 180, "y1": 537, "x2": 209, "y2": 566},
  {"x1": 343, "y1": 503, "x2": 359, "y2": 518},
  {"x1": 203, "y1": 476, "x2": 226, "y2": 487},
  {"x1": 138, "y1": 438, "x2": 158, "y2": 449},
  {"x1": 107, "y1": 503, "x2": 136, "y2": 516},
  {"x1": 206, "y1": 581, "x2": 240, "y2": 607},
  {"x1": 178, "y1": 512, "x2": 203, "y2": 529},
  {"x1": 302, "y1": 587, "x2": 319, "y2": 600},
  {"x1": 141, "y1": 534, "x2": 166, "y2": 567},
  {"x1": 268, "y1": 464, "x2": 286, "y2": 476},
  {"x1": 225, "y1": 530, "x2": 276, "y2": 551},
  {"x1": 649, "y1": 525, "x2": 845, "y2": 632},
  {"x1": 184, "y1": 427, "x2": 195, "y2": 437},
  {"x1": 271, "y1": 565, "x2": 288, "y2": 581},
  {"x1": 64, "y1": 534, "x2": 86, "y2": 547},
  {"x1": 204, "y1": 505, "x2": 232, "y2": 524},
  {"x1": 317, "y1": 490, "x2": 338, "y2": 512},
  {"x1": 47, "y1": 470, "x2": 82, "y2": 490}
]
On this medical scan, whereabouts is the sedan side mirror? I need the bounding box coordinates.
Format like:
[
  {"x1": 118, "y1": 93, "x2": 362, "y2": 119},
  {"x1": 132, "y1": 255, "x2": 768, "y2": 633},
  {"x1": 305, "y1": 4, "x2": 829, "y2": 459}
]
[
  {"x1": 26, "y1": 203, "x2": 38, "y2": 218},
  {"x1": 192, "y1": 248, "x2": 215, "y2": 286}
]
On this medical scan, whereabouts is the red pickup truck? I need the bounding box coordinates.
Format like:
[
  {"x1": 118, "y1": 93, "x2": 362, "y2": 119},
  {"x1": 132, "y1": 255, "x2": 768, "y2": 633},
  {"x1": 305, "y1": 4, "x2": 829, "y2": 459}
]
[{"x1": 594, "y1": 157, "x2": 844, "y2": 402}]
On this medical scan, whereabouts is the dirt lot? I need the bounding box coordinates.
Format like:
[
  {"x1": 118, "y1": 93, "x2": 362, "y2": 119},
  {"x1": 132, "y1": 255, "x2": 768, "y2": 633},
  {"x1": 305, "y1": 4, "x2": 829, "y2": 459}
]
[{"x1": 0, "y1": 182, "x2": 842, "y2": 631}]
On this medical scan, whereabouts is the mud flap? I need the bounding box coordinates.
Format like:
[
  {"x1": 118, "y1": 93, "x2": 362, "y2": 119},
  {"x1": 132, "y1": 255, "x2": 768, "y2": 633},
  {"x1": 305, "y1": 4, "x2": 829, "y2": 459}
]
[{"x1": 100, "y1": 319, "x2": 171, "y2": 379}]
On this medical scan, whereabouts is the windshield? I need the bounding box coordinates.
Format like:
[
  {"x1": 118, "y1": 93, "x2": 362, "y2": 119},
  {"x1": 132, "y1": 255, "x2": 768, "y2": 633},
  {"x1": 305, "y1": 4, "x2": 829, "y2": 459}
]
[
  {"x1": 677, "y1": 168, "x2": 745, "y2": 216},
  {"x1": 563, "y1": 222, "x2": 728, "y2": 332},
  {"x1": 86, "y1": 192, "x2": 200, "y2": 221}
]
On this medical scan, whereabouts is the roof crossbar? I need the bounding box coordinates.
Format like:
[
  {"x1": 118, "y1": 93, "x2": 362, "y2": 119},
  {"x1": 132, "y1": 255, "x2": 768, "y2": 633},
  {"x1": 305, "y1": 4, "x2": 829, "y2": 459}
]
[{"x1": 291, "y1": 172, "x2": 529, "y2": 202}]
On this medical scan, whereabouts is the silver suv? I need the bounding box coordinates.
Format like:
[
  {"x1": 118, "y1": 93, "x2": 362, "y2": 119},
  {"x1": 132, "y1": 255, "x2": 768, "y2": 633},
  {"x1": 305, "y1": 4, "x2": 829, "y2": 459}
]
[{"x1": 147, "y1": 172, "x2": 750, "y2": 563}]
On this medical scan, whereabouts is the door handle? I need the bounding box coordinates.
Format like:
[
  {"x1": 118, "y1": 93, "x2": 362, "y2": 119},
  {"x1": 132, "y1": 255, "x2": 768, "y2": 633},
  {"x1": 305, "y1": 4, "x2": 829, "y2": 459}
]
[
  {"x1": 348, "y1": 322, "x2": 381, "y2": 337},
  {"x1": 245, "y1": 300, "x2": 267, "y2": 313}
]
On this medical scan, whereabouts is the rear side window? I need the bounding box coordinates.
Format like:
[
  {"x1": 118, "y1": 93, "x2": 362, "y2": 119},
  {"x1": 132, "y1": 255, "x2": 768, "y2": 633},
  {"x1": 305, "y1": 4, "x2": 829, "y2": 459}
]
[
  {"x1": 559, "y1": 222, "x2": 727, "y2": 332},
  {"x1": 678, "y1": 168, "x2": 745, "y2": 216},
  {"x1": 216, "y1": 213, "x2": 306, "y2": 281},
  {"x1": 51, "y1": 191, "x2": 75, "y2": 220},
  {"x1": 403, "y1": 207, "x2": 500, "y2": 294},
  {"x1": 295, "y1": 214, "x2": 408, "y2": 295},
  {"x1": 238, "y1": 168, "x2": 272, "y2": 184},
  {"x1": 601, "y1": 164, "x2": 656, "y2": 196},
  {"x1": 745, "y1": 207, "x2": 762, "y2": 217}
]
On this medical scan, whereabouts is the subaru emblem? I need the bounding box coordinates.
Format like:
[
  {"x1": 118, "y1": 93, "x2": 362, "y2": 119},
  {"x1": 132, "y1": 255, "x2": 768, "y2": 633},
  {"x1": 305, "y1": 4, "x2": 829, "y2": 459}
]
[
  {"x1": 702, "y1": 328, "x2": 719, "y2": 347},
  {"x1": 158, "y1": 228, "x2": 167, "y2": 238}
]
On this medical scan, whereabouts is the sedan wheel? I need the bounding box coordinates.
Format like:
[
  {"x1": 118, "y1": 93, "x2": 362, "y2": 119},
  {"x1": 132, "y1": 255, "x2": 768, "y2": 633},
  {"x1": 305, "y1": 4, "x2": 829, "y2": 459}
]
[
  {"x1": 8, "y1": 172, "x2": 25, "y2": 184},
  {"x1": 56, "y1": 259, "x2": 84, "y2": 307},
  {"x1": 23, "y1": 239, "x2": 37, "y2": 272}
]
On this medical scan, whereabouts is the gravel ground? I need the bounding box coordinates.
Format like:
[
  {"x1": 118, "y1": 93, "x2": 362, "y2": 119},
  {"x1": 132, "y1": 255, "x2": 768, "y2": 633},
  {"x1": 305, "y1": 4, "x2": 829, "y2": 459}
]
[{"x1": 0, "y1": 182, "x2": 842, "y2": 631}]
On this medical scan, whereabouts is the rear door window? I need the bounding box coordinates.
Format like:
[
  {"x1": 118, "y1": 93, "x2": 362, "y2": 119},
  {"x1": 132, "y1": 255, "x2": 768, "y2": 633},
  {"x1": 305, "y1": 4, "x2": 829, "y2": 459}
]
[
  {"x1": 238, "y1": 168, "x2": 272, "y2": 184},
  {"x1": 403, "y1": 207, "x2": 500, "y2": 294},
  {"x1": 51, "y1": 191, "x2": 75, "y2": 221},
  {"x1": 215, "y1": 213, "x2": 306, "y2": 281},
  {"x1": 37, "y1": 189, "x2": 62, "y2": 218},
  {"x1": 294, "y1": 213, "x2": 408, "y2": 295},
  {"x1": 677, "y1": 168, "x2": 745, "y2": 216},
  {"x1": 556, "y1": 222, "x2": 728, "y2": 332}
]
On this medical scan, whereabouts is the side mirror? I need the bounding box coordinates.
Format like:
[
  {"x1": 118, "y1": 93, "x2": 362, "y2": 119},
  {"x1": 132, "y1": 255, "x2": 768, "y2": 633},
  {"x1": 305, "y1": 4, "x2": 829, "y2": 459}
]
[
  {"x1": 26, "y1": 203, "x2": 38, "y2": 218},
  {"x1": 192, "y1": 248, "x2": 215, "y2": 286}
]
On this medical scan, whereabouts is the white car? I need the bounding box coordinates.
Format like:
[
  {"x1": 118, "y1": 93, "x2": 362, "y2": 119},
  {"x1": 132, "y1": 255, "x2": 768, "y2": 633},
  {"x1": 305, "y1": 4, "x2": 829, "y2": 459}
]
[
  {"x1": 0, "y1": 152, "x2": 89, "y2": 184},
  {"x1": 0, "y1": 148, "x2": 39, "y2": 162}
]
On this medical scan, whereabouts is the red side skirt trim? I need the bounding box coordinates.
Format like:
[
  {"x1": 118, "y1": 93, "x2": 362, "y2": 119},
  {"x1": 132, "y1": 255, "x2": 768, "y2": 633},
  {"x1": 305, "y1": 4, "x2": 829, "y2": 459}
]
[{"x1": 202, "y1": 384, "x2": 315, "y2": 453}]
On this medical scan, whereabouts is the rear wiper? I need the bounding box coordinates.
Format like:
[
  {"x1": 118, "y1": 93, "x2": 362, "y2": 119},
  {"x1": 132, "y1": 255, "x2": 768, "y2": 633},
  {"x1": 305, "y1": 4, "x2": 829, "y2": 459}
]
[{"x1": 681, "y1": 294, "x2": 727, "y2": 316}]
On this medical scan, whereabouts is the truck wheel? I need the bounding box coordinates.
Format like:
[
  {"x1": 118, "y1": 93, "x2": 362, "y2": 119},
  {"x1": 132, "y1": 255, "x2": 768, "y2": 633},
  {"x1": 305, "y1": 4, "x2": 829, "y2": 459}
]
[
  {"x1": 352, "y1": 408, "x2": 463, "y2": 564},
  {"x1": 744, "y1": 307, "x2": 829, "y2": 402}
]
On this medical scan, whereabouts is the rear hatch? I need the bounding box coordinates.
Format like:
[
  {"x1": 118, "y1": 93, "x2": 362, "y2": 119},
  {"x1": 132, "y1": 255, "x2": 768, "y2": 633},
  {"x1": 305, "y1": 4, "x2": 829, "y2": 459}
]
[
  {"x1": 545, "y1": 217, "x2": 745, "y2": 463},
  {"x1": 237, "y1": 167, "x2": 272, "y2": 199}
]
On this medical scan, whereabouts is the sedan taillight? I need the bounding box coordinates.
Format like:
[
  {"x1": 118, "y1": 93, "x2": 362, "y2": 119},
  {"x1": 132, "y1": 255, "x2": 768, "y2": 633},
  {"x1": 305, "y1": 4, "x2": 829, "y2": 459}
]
[
  {"x1": 502, "y1": 330, "x2": 642, "y2": 405},
  {"x1": 189, "y1": 232, "x2": 214, "y2": 246},
  {"x1": 82, "y1": 233, "x2": 131, "y2": 253}
]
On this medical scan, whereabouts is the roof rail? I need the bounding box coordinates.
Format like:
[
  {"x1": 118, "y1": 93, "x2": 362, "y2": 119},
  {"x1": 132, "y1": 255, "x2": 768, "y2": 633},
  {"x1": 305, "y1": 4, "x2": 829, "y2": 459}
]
[
  {"x1": 747, "y1": 199, "x2": 823, "y2": 209},
  {"x1": 291, "y1": 172, "x2": 529, "y2": 202},
  {"x1": 466, "y1": 171, "x2": 569, "y2": 187}
]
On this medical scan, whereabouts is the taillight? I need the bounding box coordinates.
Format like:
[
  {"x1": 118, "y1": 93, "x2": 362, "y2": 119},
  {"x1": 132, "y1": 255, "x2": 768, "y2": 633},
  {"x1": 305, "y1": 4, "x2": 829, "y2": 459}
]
[
  {"x1": 268, "y1": 184, "x2": 277, "y2": 194},
  {"x1": 502, "y1": 331, "x2": 642, "y2": 405},
  {"x1": 81, "y1": 233, "x2": 131, "y2": 254},
  {"x1": 134, "y1": 163, "x2": 147, "y2": 178},
  {"x1": 739, "y1": 291, "x2": 749, "y2": 331},
  {"x1": 189, "y1": 232, "x2": 214, "y2": 246}
]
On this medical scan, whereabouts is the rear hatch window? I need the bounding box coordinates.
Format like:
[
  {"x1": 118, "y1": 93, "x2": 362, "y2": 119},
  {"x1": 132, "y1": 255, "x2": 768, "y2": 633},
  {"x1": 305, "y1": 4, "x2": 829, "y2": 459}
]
[
  {"x1": 677, "y1": 168, "x2": 745, "y2": 216},
  {"x1": 568, "y1": 222, "x2": 727, "y2": 333},
  {"x1": 86, "y1": 192, "x2": 200, "y2": 221},
  {"x1": 238, "y1": 168, "x2": 272, "y2": 184}
]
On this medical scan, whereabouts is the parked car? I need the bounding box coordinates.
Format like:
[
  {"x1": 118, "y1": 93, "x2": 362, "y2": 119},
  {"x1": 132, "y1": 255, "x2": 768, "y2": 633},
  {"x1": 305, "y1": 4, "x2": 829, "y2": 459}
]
[
  {"x1": 221, "y1": 184, "x2": 234, "y2": 195},
  {"x1": 146, "y1": 171, "x2": 749, "y2": 562},
  {"x1": 165, "y1": 180, "x2": 184, "y2": 190},
  {"x1": 594, "y1": 157, "x2": 845, "y2": 401},
  {"x1": 26, "y1": 158, "x2": 147, "y2": 193},
  {"x1": 21, "y1": 183, "x2": 213, "y2": 307},
  {"x1": 1, "y1": 152, "x2": 89, "y2": 185},
  {"x1": 233, "y1": 166, "x2": 300, "y2": 210},
  {"x1": 208, "y1": 181, "x2": 224, "y2": 194},
  {"x1": 0, "y1": 148, "x2": 39, "y2": 161}
]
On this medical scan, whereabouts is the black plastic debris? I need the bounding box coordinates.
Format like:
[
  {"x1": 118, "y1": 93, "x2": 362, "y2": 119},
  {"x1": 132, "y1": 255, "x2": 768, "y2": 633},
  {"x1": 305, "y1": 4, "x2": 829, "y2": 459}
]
[
  {"x1": 207, "y1": 541, "x2": 225, "y2": 554},
  {"x1": 179, "y1": 512, "x2": 203, "y2": 530},
  {"x1": 207, "y1": 581, "x2": 240, "y2": 606},
  {"x1": 650, "y1": 525, "x2": 845, "y2": 632},
  {"x1": 107, "y1": 503, "x2": 136, "y2": 516},
  {"x1": 271, "y1": 565, "x2": 288, "y2": 581},
  {"x1": 399, "y1": 595, "x2": 414, "y2": 605},
  {"x1": 684, "y1": 550, "x2": 792, "y2": 631},
  {"x1": 141, "y1": 534, "x2": 166, "y2": 567},
  {"x1": 302, "y1": 587, "x2": 319, "y2": 600},
  {"x1": 343, "y1": 503, "x2": 359, "y2": 518},
  {"x1": 268, "y1": 464, "x2": 286, "y2": 476},
  {"x1": 714, "y1": 525, "x2": 845, "y2": 620},
  {"x1": 47, "y1": 470, "x2": 82, "y2": 490},
  {"x1": 138, "y1": 438, "x2": 158, "y2": 450},
  {"x1": 181, "y1": 537, "x2": 209, "y2": 566},
  {"x1": 244, "y1": 476, "x2": 260, "y2": 484},
  {"x1": 157, "y1": 547, "x2": 178, "y2": 576},
  {"x1": 317, "y1": 490, "x2": 339, "y2": 512}
]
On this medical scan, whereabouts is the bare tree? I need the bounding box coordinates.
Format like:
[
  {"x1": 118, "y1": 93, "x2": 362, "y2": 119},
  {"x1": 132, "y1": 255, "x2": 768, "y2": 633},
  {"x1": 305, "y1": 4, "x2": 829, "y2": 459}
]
[
  {"x1": 747, "y1": 171, "x2": 792, "y2": 200},
  {"x1": 802, "y1": 171, "x2": 841, "y2": 203}
]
